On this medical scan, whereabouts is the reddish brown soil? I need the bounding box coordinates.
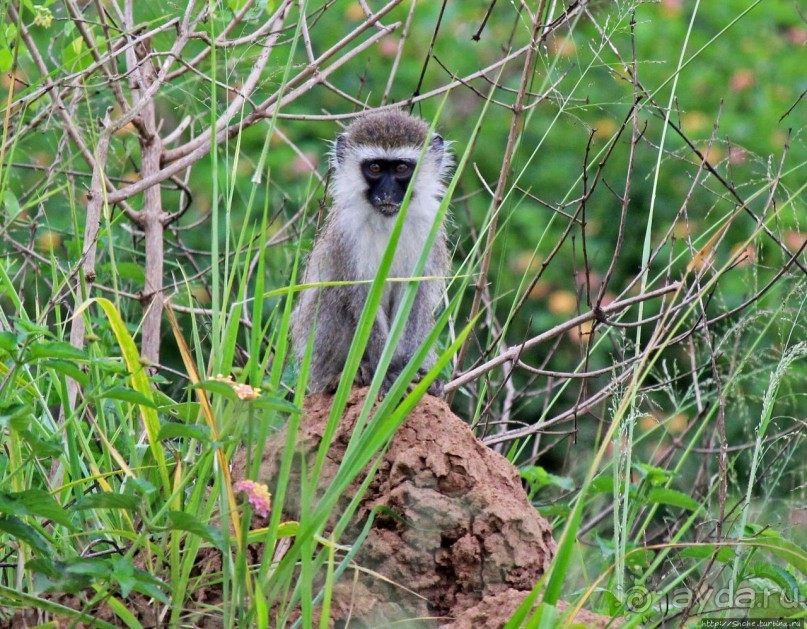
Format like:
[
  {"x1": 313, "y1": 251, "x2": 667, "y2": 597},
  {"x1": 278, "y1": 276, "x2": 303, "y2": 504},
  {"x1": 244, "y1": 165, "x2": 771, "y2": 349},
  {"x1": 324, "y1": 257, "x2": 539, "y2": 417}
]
[{"x1": 238, "y1": 387, "x2": 562, "y2": 627}]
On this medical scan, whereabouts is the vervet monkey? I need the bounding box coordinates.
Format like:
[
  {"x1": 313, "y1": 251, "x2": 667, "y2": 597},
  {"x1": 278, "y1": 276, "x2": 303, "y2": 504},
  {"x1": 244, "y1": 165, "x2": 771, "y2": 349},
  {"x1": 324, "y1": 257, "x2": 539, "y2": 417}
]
[{"x1": 291, "y1": 109, "x2": 451, "y2": 395}]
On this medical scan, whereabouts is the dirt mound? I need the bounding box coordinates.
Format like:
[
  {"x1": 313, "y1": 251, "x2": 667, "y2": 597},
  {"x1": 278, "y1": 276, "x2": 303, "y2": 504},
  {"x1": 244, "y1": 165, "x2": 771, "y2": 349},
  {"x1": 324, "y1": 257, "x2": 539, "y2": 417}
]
[{"x1": 239, "y1": 388, "x2": 560, "y2": 626}]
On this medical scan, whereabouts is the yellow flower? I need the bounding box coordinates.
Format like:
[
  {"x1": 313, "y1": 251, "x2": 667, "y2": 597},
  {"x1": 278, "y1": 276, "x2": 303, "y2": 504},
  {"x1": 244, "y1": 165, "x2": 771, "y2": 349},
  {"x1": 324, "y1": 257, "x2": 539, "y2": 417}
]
[
  {"x1": 32, "y1": 6, "x2": 53, "y2": 28},
  {"x1": 212, "y1": 374, "x2": 262, "y2": 401}
]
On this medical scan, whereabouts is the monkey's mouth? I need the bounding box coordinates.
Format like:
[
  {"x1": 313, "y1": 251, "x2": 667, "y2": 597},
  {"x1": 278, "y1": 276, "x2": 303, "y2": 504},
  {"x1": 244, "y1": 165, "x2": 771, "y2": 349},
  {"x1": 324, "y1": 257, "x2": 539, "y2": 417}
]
[{"x1": 374, "y1": 202, "x2": 401, "y2": 216}]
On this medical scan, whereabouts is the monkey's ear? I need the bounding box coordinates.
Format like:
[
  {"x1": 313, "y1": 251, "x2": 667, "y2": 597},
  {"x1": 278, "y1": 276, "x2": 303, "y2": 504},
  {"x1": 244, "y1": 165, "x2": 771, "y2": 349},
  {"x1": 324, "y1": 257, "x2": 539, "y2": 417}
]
[
  {"x1": 429, "y1": 133, "x2": 451, "y2": 170},
  {"x1": 429, "y1": 133, "x2": 445, "y2": 156},
  {"x1": 333, "y1": 133, "x2": 348, "y2": 166}
]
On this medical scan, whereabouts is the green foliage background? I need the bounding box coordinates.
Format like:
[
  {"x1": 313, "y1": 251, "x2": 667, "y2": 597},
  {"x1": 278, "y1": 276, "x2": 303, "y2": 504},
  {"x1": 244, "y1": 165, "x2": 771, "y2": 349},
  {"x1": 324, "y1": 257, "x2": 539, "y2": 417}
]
[{"x1": 0, "y1": 0, "x2": 805, "y2": 625}]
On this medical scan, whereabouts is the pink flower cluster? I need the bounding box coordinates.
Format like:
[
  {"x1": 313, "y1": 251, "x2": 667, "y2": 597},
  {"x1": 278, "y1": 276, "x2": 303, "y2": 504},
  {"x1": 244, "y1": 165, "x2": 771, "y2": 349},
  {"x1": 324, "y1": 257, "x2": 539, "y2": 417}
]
[{"x1": 234, "y1": 480, "x2": 272, "y2": 517}]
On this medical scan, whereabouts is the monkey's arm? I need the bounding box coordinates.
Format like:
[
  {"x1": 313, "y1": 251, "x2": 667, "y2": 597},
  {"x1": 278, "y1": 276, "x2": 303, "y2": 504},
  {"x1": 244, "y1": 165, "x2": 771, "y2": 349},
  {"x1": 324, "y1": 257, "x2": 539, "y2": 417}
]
[{"x1": 386, "y1": 241, "x2": 448, "y2": 395}]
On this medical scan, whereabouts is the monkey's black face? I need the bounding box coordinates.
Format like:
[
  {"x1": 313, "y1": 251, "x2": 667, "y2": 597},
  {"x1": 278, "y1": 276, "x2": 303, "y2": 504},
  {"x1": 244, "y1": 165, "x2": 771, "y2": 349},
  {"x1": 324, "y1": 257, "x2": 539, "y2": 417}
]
[{"x1": 361, "y1": 159, "x2": 416, "y2": 216}]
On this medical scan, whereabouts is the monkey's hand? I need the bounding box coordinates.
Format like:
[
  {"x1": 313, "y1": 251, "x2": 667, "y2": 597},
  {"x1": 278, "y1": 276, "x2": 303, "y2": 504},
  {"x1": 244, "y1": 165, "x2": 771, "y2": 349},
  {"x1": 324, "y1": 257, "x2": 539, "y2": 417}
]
[
  {"x1": 425, "y1": 377, "x2": 445, "y2": 398},
  {"x1": 355, "y1": 360, "x2": 375, "y2": 387},
  {"x1": 415, "y1": 367, "x2": 444, "y2": 398}
]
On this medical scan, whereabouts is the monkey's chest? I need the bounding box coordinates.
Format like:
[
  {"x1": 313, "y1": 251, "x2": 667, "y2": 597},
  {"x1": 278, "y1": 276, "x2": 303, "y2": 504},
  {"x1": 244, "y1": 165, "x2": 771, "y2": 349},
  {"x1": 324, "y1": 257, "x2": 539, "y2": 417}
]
[{"x1": 351, "y1": 230, "x2": 421, "y2": 281}]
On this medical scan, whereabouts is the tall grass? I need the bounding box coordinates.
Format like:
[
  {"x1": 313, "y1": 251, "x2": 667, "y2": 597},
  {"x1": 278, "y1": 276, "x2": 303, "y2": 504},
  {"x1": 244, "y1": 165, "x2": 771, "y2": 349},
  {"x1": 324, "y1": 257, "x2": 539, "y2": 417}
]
[{"x1": 0, "y1": 0, "x2": 805, "y2": 626}]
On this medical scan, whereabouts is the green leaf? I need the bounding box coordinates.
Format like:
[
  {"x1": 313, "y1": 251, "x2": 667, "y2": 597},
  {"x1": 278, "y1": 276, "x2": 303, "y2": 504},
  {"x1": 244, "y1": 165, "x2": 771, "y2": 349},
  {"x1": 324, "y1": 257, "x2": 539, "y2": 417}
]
[
  {"x1": 589, "y1": 475, "x2": 615, "y2": 494},
  {"x1": 245, "y1": 520, "x2": 299, "y2": 545},
  {"x1": 0, "y1": 515, "x2": 50, "y2": 554},
  {"x1": 0, "y1": 490, "x2": 73, "y2": 528},
  {"x1": 747, "y1": 532, "x2": 807, "y2": 575},
  {"x1": 276, "y1": 521, "x2": 299, "y2": 538},
  {"x1": 159, "y1": 401, "x2": 201, "y2": 423},
  {"x1": 192, "y1": 380, "x2": 240, "y2": 400},
  {"x1": 744, "y1": 562, "x2": 800, "y2": 598},
  {"x1": 29, "y1": 557, "x2": 97, "y2": 594},
  {"x1": 634, "y1": 463, "x2": 674, "y2": 486},
  {"x1": 158, "y1": 422, "x2": 210, "y2": 442},
  {"x1": 0, "y1": 330, "x2": 17, "y2": 352},
  {"x1": 102, "y1": 262, "x2": 144, "y2": 283},
  {"x1": 251, "y1": 395, "x2": 302, "y2": 414},
  {"x1": 537, "y1": 503, "x2": 571, "y2": 518},
  {"x1": 18, "y1": 430, "x2": 63, "y2": 458},
  {"x1": 65, "y1": 557, "x2": 111, "y2": 578},
  {"x1": 73, "y1": 492, "x2": 140, "y2": 511},
  {"x1": 0, "y1": 47, "x2": 12, "y2": 73},
  {"x1": 168, "y1": 511, "x2": 225, "y2": 550},
  {"x1": 0, "y1": 401, "x2": 32, "y2": 430},
  {"x1": 110, "y1": 557, "x2": 136, "y2": 598},
  {"x1": 646, "y1": 488, "x2": 700, "y2": 512},
  {"x1": 43, "y1": 359, "x2": 90, "y2": 386},
  {"x1": 97, "y1": 386, "x2": 158, "y2": 408},
  {"x1": 626, "y1": 549, "x2": 655, "y2": 572},
  {"x1": 14, "y1": 319, "x2": 49, "y2": 339},
  {"x1": 681, "y1": 544, "x2": 734, "y2": 563},
  {"x1": 521, "y1": 466, "x2": 574, "y2": 491},
  {"x1": 27, "y1": 341, "x2": 88, "y2": 362},
  {"x1": 62, "y1": 35, "x2": 92, "y2": 73},
  {"x1": 122, "y1": 477, "x2": 157, "y2": 498},
  {"x1": 93, "y1": 358, "x2": 129, "y2": 374},
  {"x1": 130, "y1": 567, "x2": 170, "y2": 604},
  {"x1": 2, "y1": 189, "x2": 21, "y2": 215}
]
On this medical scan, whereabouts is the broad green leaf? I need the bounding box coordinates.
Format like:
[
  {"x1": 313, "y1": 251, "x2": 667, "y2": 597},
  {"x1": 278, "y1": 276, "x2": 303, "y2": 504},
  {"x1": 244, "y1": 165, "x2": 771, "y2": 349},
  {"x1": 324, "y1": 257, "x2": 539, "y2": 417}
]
[
  {"x1": 158, "y1": 422, "x2": 210, "y2": 442},
  {"x1": 0, "y1": 47, "x2": 12, "y2": 73},
  {"x1": 191, "y1": 380, "x2": 240, "y2": 400},
  {"x1": 159, "y1": 401, "x2": 201, "y2": 423},
  {"x1": 14, "y1": 319, "x2": 49, "y2": 339},
  {"x1": 18, "y1": 430, "x2": 63, "y2": 458},
  {"x1": 521, "y1": 466, "x2": 574, "y2": 491},
  {"x1": 646, "y1": 488, "x2": 700, "y2": 512},
  {"x1": 0, "y1": 401, "x2": 32, "y2": 430},
  {"x1": 634, "y1": 462, "x2": 674, "y2": 486},
  {"x1": 65, "y1": 557, "x2": 110, "y2": 578},
  {"x1": 110, "y1": 557, "x2": 136, "y2": 598},
  {"x1": 681, "y1": 544, "x2": 734, "y2": 563},
  {"x1": 251, "y1": 395, "x2": 302, "y2": 414},
  {"x1": 0, "y1": 331, "x2": 17, "y2": 352},
  {"x1": 246, "y1": 521, "x2": 299, "y2": 544},
  {"x1": 97, "y1": 386, "x2": 158, "y2": 408},
  {"x1": 62, "y1": 36, "x2": 92, "y2": 73},
  {"x1": 40, "y1": 359, "x2": 90, "y2": 387},
  {"x1": 747, "y1": 532, "x2": 807, "y2": 575},
  {"x1": 0, "y1": 516, "x2": 49, "y2": 554},
  {"x1": 93, "y1": 358, "x2": 129, "y2": 374},
  {"x1": 2, "y1": 190, "x2": 21, "y2": 214},
  {"x1": 130, "y1": 567, "x2": 170, "y2": 604},
  {"x1": 73, "y1": 492, "x2": 139, "y2": 511},
  {"x1": 101, "y1": 262, "x2": 145, "y2": 283},
  {"x1": 43, "y1": 359, "x2": 90, "y2": 386},
  {"x1": 0, "y1": 490, "x2": 73, "y2": 528},
  {"x1": 167, "y1": 511, "x2": 225, "y2": 550},
  {"x1": 744, "y1": 562, "x2": 800, "y2": 598},
  {"x1": 27, "y1": 341, "x2": 88, "y2": 362},
  {"x1": 590, "y1": 475, "x2": 615, "y2": 494}
]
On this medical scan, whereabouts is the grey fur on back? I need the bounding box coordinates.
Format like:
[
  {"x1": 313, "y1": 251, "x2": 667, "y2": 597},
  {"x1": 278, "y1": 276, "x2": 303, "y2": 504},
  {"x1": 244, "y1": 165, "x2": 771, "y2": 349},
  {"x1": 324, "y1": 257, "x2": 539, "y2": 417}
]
[{"x1": 291, "y1": 109, "x2": 451, "y2": 393}]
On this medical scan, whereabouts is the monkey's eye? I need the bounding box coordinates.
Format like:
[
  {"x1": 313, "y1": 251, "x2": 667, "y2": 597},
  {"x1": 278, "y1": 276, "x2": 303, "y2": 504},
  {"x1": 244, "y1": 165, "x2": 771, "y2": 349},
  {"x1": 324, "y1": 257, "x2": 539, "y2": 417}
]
[
  {"x1": 367, "y1": 162, "x2": 382, "y2": 175},
  {"x1": 394, "y1": 163, "x2": 412, "y2": 176}
]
